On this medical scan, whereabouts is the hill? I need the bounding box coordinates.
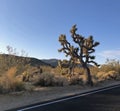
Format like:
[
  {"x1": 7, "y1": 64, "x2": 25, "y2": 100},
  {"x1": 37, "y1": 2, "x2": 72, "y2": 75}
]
[
  {"x1": 0, "y1": 54, "x2": 93, "y2": 68},
  {"x1": 41, "y1": 59, "x2": 94, "y2": 68},
  {"x1": 41, "y1": 59, "x2": 59, "y2": 67},
  {"x1": 0, "y1": 54, "x2": 51, "y2": 67}
]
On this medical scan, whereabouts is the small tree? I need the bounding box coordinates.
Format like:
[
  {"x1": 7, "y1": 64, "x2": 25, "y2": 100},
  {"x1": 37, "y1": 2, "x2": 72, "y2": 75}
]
[{"x1": 58, "y1": 25, "x2": 100, "y2": 86}]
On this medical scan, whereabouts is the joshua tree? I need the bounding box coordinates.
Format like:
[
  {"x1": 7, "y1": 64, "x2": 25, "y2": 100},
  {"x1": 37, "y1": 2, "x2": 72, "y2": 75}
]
[
  {"x1": 58, "y1": 25, "x2": 100, "y2": 86},
  {"x1": 58, "y1": 59, "x2": 73, "y2": 76}
]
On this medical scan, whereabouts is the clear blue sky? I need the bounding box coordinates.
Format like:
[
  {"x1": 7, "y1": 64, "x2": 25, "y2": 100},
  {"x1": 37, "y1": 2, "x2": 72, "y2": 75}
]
[{"x1": 0, "y1": 0, "x2": 120, "y2": 64}]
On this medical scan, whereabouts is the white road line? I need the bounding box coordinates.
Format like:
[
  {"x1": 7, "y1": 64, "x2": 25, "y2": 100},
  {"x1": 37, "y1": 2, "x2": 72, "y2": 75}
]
[{"x1": 17, "y1": 84, "x2": 120, "y2": 111}]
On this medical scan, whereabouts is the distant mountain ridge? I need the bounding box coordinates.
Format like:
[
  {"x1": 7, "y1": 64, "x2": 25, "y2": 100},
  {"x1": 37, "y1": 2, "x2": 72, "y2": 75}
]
[
  {"x1": 41, "y1": 59, "x2": 93, "y2": 67},
  {"x1": 41, "y1": 59, "x2": 59, "y2": 67},
  {"x1": 28, "y1": 57, "x2": 52, "y2": 66}
]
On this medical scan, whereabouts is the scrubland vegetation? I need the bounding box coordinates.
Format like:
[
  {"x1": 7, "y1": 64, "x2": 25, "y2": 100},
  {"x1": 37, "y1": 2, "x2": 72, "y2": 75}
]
[
  {"x1": 0, "y1": 45, "x2": 120, "y2": 94},
  {"x1": 0, "y1": 26, "x2": 119, "y2": 94}
]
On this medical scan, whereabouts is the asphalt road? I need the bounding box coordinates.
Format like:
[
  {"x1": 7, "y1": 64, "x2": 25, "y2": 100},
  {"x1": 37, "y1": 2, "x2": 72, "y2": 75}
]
[{"x1": 10, "y1": 85, "x2": 120, "y2": 111}]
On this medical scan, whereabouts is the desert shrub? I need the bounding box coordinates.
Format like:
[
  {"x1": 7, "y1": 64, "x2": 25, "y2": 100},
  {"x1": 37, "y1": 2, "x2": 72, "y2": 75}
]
[
  {"x1": 69, "y1": 74, "x2": 87, "y2": 85},
  {"x1": 53, "y1": 66, "x2": 61, "y2": 74},
  {"x1": 100, "y1": 59, "x2": 120, "y2": 73},
  {"x1": 53, "y1": 66, "x2": 69, "y2": 75},
  {"x1": 40, "y1": 66, "x2": 52, "y2": 73},
  {"x1": 96, "y1": 71, "x2": 106, "y2": 82},
  {"x1": 35, "y1": 72, "x2": 54, "y2": 86},
  {"x1": 80, "y1": 75, "x2": 88, "y2": 83},
  {"x1": 90, "y1": 67, "x2": 99, "y2": 76},
  {"x1": 96, "y1": 70, "x2": 119, "y2": 82},
  {"x1": 106, "y1": 70, "x2": 119, "y2": 79},
  {"x1": 22, "y1": 71, "x2": 30, "y2": 82},
  {"x1": 21, "y1": 66, "x2": 43, "y2": 82},
  {"x1": 69, "y1": 75, "x2": 82, "y2": 85},
  {"x1": 34, "y1": 72, "x2": 66, "y2": 86},
  {"x1": 89, "y1": 59, "x2": 120, "y2": 83},
  {"x1": 73, "y1": 67, "x2": 85, "y2": 75},
  {"x1": 0, "y1": 67, "x2": 25, "y2": 93},
  {"x1": 53, "y1": 76, "x2": 67, "y2": 86},
  {"x1": 100, "y1": 65, "x2": 114, "y2": 73}
]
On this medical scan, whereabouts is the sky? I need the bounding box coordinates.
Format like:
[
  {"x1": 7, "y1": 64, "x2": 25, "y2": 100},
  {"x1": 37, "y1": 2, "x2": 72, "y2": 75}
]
[{"x1": 0, "y1": 0, "x2": 120, "y2": 64}]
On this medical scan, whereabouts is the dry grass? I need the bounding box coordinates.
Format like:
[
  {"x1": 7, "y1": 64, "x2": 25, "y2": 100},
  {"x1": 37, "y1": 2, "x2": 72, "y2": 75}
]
[
  {"x1": 34, "y1": 72, "x2": 67, "y2": 86},
  {"x1": 0, "y1": 56, "x2": 120, "y2": 94},
  {"x1": 0, "y1": 67, "x2": 25, "y2": 93},
  {"x1": 96, "y1": 70, "x2": 120, "y2": 82},
  {"x1": 40, "y1": 66, "x2": 52, "y2": 73}
]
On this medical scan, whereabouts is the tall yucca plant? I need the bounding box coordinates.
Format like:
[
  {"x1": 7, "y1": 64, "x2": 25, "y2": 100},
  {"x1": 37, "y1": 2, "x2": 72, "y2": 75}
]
[{"x1": 58, "y1": 25, "x2": 100, "y2": 86}]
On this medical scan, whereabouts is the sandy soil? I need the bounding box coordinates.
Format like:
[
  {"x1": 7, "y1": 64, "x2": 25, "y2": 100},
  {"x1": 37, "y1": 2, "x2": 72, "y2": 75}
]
[{"x1": 0, "y1": 80, "x2": 120, "y2": 111}]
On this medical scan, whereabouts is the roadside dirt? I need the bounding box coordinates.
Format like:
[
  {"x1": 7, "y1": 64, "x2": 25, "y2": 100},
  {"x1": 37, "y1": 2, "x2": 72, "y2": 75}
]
[{"x1": 0, "y1": 80, "x2": 120, "y2": 111}]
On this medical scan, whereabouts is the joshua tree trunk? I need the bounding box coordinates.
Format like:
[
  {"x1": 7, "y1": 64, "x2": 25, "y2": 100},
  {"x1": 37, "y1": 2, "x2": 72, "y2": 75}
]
[{"x1": 84, "y1": 66, "x2": 93, "y2": 86}]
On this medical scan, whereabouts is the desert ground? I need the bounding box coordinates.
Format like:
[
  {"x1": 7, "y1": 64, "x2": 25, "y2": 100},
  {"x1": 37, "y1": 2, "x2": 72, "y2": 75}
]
[{"x1": 0, "y1": 80, "x2": 120, "y2": 111}]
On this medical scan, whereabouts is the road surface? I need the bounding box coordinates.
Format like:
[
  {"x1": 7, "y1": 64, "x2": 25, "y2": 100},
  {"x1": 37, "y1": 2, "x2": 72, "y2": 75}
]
[{"x1": 9, "y1": 84, "x2": 120, "y2": 111}]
